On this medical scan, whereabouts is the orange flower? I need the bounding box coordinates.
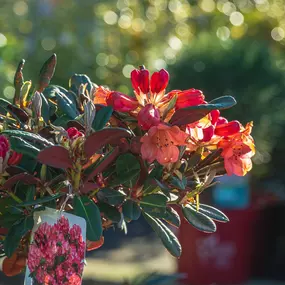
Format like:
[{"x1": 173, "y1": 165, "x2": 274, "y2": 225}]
[
  {"x1": 218, "y1": 122, "x2": 255, "y2": 176},
  {"x1": 141, "y1": 124, "x2": 188, "y2": 165},
  {"x1": 93, "y1": 86, "x2": 111, "y2": 105}
]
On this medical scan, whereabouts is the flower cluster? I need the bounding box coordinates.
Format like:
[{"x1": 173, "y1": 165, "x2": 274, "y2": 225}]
[
  {"x1": 96, "y1": 67, "x2": 255, "y2": 176},
  {"x1": 27, "y1": 216, "x2": 85, "y2": 285}
]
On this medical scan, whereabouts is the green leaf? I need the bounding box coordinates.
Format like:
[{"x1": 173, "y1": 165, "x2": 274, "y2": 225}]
[
  {"x1": 69, "y1": 74, "x2": 92, "y2": 95},
  {"x1": 9, "y1": 136, "x2": 40, "y2": 159},
  {"x1": 143, "y1": 212, "x2": 181, "y2": 257},
  {"x1": 38, "y1": 54, "x2": 57, "y2": 93},
  {"x1": 40, "y1": 92, "x2": 50, "y2": 123},
  {"x1": 55, "y1": 90, "x2": 80, "y2": 120},
  {"x1": 182, "y1": 204, "x2": 216, "y2": 233},
  {"x1": 4, "y1": 216, "x2": 34, "y2": 257},
  {"x1": 170, "y1": 96, "x2": 236, "y2": 125},
  {"x1": 198, "y1": 204, "x2": 229, "y2": 223},
  {"x1": 2, "y1": 130, "x2": 54, "y2": 147},
  {"x1": 123, "y1": 200, "x2": 141, "y2": 221},
  {"x1": 18, "y1": 193, "x2": 64, "y2": 207},
  {"x1": 171, "y1": 176, "x2": 187, "y2": 190},
  {"x1": 92, "y1": 106, "x2": 113, "y2": 131},
  {"x1": 116, "y1": 153, "x2": 140, "y2": 178},
  {"x1": 153, "y1": 178, "x2": 170, "y2": 197},
  {"x1": 140, "y1": 194, "x2": 167, "y2": 217},
  {"x1": 97, "y1": 202, "x2": 121, "y2": 223},
  {"x1": 97, "y1": 188, "x2": 126, "y2": 206},
  {"x1": 162, "y1": 207, "x2": 181, "y2": 228},
  {"x1": 74, "y1": 196, "x2": 102, "y2": 241}
]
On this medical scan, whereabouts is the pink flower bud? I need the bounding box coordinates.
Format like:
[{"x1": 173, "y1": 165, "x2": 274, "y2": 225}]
[
  {"x1": 138, "y1": 104, "x2": 160, "y2": 130},
  {"x1": 67, "y1": 127, "x2": 84, "y2": 140},
  {"x1": 175, "y1": 88, "x2": 205, "y2": 109},
  {"x1": 215, "y1": 120, "x2": 241, "y2": 137},
  {"x1": 131, "y1": 68, "x2": 150, "y2": 94},
  {"x1": 150, "y1": 69, "x2": 169, "y2": 94},
  {"x1": 106, "y1": 91, "x2": 139, "y2": 112},
  {"x1": 0, "y1": 135, "x2": 9, "y2": 159},
  {"x1": 216, "y1": 117, "x2": 228, "y2": 126}
]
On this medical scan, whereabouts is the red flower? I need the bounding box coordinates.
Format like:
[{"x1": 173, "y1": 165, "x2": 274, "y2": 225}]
[
  {"x1": 67, "y1": 127, "x2": 84, "y2": 140},
  {"x1": 0, "y1": 135, "x2": 9, "y2": 159},
  {"x1": 218, "y1": 122, "x2": 255, "y2": 176},
  {"x1": 137, "y1": 104, "x2": 160, "y2": 130},
  {"x1": 215, "y1": 121, "x2": 241, "y2": 137},
  {"x1": 131, "y1": 68, "x2": 149, "y2": 94},
  {"x1": 150, "y1": 69, "x2": 169, "y2": 94},
  {"x1": 175, "y1": 89, "x2": 205, "y2": 109},
  {"x1": 106, "y1": 91, "x2": 139, "y2": 112},
  {"x1": 141, "y1": 124, "x2": 188, "y2": 165}
]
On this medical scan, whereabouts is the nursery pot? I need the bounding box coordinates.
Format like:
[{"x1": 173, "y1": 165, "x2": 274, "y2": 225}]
[{"x1": 178, "y1": 208, "x2": 260, "y2": 285}]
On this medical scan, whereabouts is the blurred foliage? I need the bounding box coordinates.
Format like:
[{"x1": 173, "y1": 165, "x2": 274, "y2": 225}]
[{"x1": 1, "y1": 0, "x2": 285, "y2": 180}]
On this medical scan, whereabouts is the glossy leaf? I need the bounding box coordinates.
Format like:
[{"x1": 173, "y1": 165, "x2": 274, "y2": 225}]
[
  {"x1": 92, "y1": 106, "x2": 113, "y2": 131},
  {"x1": 37, "y1": 146, "x2": 72, "y2": 169},
  {"x1": 97, "y1": 202, "x2": 121, "y2": 223},
  {"x1": 4, "y1": 216, "x2": 34, "y2": 257},
  {"x1": 182, "y1": 204, "x2": 216, "y2": 233},
  {"x1": 56, "y1": 91, "x2": 80, "y2": 120},
  {"x1": 9, "y1": 136, "x2": 40, "y2": 159},
  {"x1": 97, "y1": 188, "x2": 126, "y2": 206},
  {"x1": 2, "y1": 130, "x2": 54, "y2": 147},
  {"x1": 140, "y1": 194, "x2": 167, "y2": 217},
  {"x1": 3, "y1": 173, "x2": 40, "y2": 189},
  {"x1": 84, "y1": 128, "x2": 132, "y2": 159},
  {"x1": 40, "y1": 92, "x2": 50, "y2": 123},
  {"x1": 163, "y1": 206, "x2": 181, "y2": 228},
  {"x1": 69, "y1": 74, "x2": 92, "y2": 95},
  {"x1": 115, "y1": 153, "x2": 140, "y2": 181},
  {"x1": 170, "y1": 96, "x2": 236, "y2": 125},
  {"x1": 74, "y1": 196, "x2": 102, "y2": 241},
  {"x1": 38, "y1": 53, "x2": 57, "y2": 93},
  {"x1": 143, "y1": 213, "x2": 181, "y2": 257},
  {"x1": 17, "y1": 193, "x2": 64, "y2": 207},
  {"x1": 198, "y1": 204, "x2": 229, "y2": 223},
  {"x1": 123, "y1": 200, "x2": 141, "y2": 221},
  {"x1": 171, "y1": 176, "x2": 187, "y2": 190}
]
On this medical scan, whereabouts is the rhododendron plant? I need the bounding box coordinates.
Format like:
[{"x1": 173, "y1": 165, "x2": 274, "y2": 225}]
[{"x1": 0, "y1": 54, "x2": 255, "y2": 283}]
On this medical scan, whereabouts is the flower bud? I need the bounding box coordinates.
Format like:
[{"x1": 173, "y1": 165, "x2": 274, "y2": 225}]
[
  {"x1": 150, "y1": 69, "x2": 169, "y2": 94},
  {"x1": 67, "y1": 127, "x2": 84, "y2": 140},
  {"x1": 215, "y1": 120, "x2": 241, "y2": 137},
  {"x1": 131, "y1": 68, "x2": 149, "y2": 94},
  {"x1": 0, "y1": 136, "x2": 9, "y2": 159},
  {"x1": 175, "y1": 88, "x2": 205, "y2": 109},
  {"x1": 138, "y1": 104, "x2": 160, "y2": 130},
  {"x1": 8, "y1": 151, "x2": 23, "y2": 166},
  {"x1": 106, "y1": 91, "x2": 139, "y2": 112},
  {"x1": 32, "y1": 91, "x2": 42, "y2": 118},
  {"x1": 216, "y1": 117, "x2": 228, "y2": 126}
]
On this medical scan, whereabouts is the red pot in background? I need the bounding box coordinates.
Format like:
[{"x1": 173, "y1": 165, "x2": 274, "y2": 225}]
[{"x1": 178, "y1": 208, "x2": 261, "y2": 285}]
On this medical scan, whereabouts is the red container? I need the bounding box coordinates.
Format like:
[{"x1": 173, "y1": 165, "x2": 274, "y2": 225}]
[{"x1": 178, "y1": 209, "x2": 260, "y2": 285}]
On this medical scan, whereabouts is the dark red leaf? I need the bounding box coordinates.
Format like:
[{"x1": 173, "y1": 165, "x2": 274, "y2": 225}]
[
  {"x1": 170, "y1": 109, "x2": 210, "y2": 126},
  {"x1": 84, "y1": 128, "x2": 131, "y2": 159},
  {"x1": 84, "y1": 147, "x2": 120, "y2": 183},
  {"x1": 37, "y1": 146, "x2": 72, "y2": 169},
  {"x1": 3, "y1": 173, "x2": 40, "y2": 189}
]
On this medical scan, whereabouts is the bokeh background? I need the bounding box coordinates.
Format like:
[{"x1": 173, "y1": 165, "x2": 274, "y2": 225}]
[{"x1": 1, "y1": 0, "x2": 285, "y2": 284}]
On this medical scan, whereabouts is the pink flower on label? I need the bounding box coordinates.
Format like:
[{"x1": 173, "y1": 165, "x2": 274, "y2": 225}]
[
  {"x1": 141, "y1": 124, "x2": 188, "y2": 165},
  {"x1": 27, "y1": 216, "x2": 85, "y2": 285}
]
